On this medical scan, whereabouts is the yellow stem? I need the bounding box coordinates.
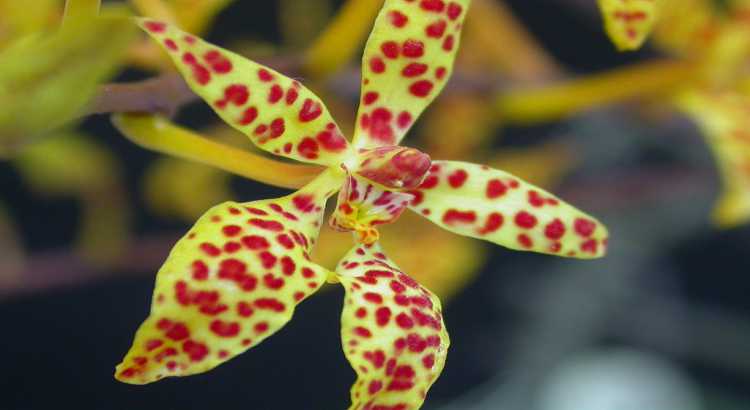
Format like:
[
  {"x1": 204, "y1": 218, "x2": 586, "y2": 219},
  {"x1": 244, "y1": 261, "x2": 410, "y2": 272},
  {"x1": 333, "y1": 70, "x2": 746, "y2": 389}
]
[
  {"x1": 112, "y1": 113, "x2": 323, "y2": 190},
  {"x1": 63, "y1": 0, "x2": 101, "y2": 21},
  {"x1": 497, "y1": 60, "x2": 700, "y2": 124},
  {"x1": 128, "y1": 0, "x2": 178, "y2": 23},
  {"x1": 467, "y1": 0, "x2": 563, "y2": 82},
  {"x1": 302, "y1": 0, "x2": 383, "y2": 78}
]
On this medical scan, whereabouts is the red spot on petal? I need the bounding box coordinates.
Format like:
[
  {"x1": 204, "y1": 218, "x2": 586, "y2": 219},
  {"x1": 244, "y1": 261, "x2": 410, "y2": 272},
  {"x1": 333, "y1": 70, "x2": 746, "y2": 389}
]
[
  {"x1": 299, "y1": 98, "x2": 323, "y2": 122},
  {"x1": 442, "y1": 209, "x2": 476, "y2": 225},
  {"x1": 363, "y1": 91, "x2": 379, "y2": 105},
  {"x1": 486, "y1": 179, "x2": 507, "y2": 198},
  {"x1": 514, "y1": 211, "x2": 538, "y2": 229},
  {"x1": 447, "y1": 169, "x2": 468, "y2": 188},
  {"x1": 254, "y1": 322, "x2": 269, "y2": 334},
  {"x1": 369, "y1": 57, "x2": 386, "y2": 73},
  {"x1": 402, "y1": 39, "x2": 425, "y2": 58},
  {"x1": 409, "y1": 80, "x2": 434, "y2": 97},
  {"x1": 182, "y1": 340, "x2": 209, "y2": 361},
  {"x1": 397, "y1": 111, "x2": 413, "y2": 129},
  {"x1": 426, "y1": 19, "x2": 447, "y2": 38},
  {"x1": 354, "y1": 327, "x2": 372, "y2": 338},
  {"x1": 518, "y1": 233, "x2": 533, "y2": 248},
  {"x1": 574, "y1": 218, "x2": 596, "y2": 237},
  {"x1": 420, "y1": 0, "x2": 446, "y2": 12},
  {"x1": 239, "y1": 106, "x2": 259, "y2": 125},
  {"x1": 222, "y1": 225, "x2": 242, "y2": 237},
  {"x1": 544, "y1": 219, "x2": 566, "y2": 240},
  {"x1": 199, "y1": 243, "x2": 221, "y2": 257},
  {"x1": 402, "y1": 62, "x2": 428, "y2": 77},
  {"x1": 191, "y1": 260, "x2": 209, "y2": 280},
  {"x1": 375, "y1": 307, "x2": 392, "y2": 326},
  {"x1": 269, "y1": 118, "x2": 285, "y2": 138},
  {"x1": 258, "y1": 69, "x2": 274, "y2": 82},
  {"x1": 363, "y1": 292, "x2": 383, "y2": 304},
  {"x1": 447, "y1": 2, "x2": 464, "y2": 20},
  {"x1": 285, "y1": 87, "x2": 299, "y2": 105},
  {"x1": 210, "y1": 320, "x2": 240, "y2": 337},
  {"x1": 144, "y1": 21, "x2": 166, "y2": 33},
  {"x1": 268, "y1": 84, "x2": 284, "y2": 103},
  {"x1": 478, "y1": 212, "x2": 504, "y2": 235},
  {"x1": 442, "y1": 34, "x2": 455, "y2": 51},
  {"x1": 164, "y1": 38, "x2": 178, "y2": 51},
  {"x1": 381, "y1": 41, "x2": 400, "y2": 59},
  {"x1": 395, "y1": 313, "x2": 415, "y2": 329},
  {"x1": 389, "y1": 10, "x2": 408, "y2": 27}
]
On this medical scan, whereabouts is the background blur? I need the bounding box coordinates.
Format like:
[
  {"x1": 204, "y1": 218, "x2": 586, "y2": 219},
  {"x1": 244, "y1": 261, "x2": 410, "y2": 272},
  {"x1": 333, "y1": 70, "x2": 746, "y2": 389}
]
[{"x1": 1, "y1": 0, "x2": 749, "y2": 409}]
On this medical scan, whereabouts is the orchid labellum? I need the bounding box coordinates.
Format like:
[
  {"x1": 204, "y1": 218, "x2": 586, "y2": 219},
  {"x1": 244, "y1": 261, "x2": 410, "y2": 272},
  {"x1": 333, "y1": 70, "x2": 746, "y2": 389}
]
[{"x1": 115, "y1": 1, "x2": 608, "y2": 408}]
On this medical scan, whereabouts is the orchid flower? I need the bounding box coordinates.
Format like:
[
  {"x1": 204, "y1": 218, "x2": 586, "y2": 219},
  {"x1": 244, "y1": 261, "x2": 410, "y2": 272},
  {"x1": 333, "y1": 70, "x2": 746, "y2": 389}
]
[
  {"x1": 496, "y1": 0, "x2": 750, "y2": 228},
  {"x1": 115, "y1": 2, "x2": 608, "y2": 408}
]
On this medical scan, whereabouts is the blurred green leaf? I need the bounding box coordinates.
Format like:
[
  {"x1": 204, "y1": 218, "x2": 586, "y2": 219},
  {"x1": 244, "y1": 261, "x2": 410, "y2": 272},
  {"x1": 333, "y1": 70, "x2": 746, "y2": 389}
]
[{"x1": 0, "y1": 7, "x2": 137, "y2": 156}]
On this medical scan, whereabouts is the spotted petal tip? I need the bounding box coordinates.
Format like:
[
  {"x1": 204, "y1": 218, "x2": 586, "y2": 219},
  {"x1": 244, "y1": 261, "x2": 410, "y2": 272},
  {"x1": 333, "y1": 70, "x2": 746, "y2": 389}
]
[
  {"x1": 115, "y1": 172, "x2": 341, "y2": 384},
  {"x1": 336, "y1": 242, "x2": 449, "y2": 410},
  {"x1": 409, "y1": 161, "x2": 609, "y2": 259},
  {"x1": 597, "y1": 0, "x2": 660, "y2": 51}
]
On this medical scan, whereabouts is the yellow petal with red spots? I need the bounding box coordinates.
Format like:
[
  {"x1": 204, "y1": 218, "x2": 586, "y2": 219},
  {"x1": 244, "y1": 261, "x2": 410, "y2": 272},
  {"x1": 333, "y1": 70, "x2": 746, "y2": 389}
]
[
  {"x1": 352, "y1": 0, "x2": 471, "y2": 149},
  {"x1": 676, "y1": 91, "x2": 750, "y2": 227},
  {"x1": 115, "y1": 172, "x2": 340, "y2": 384},
  {"x1": 408, "y1": 161, "x2": 609, "y2": 259},
  {"x1": 137, "y1": 18, "x2": 351, "y2": 166},
  {"x1": 597, "y1": 0, "x2": 660, "y2": 51},
  {"x1": 337, "y1": 242, "x2": 449, "y2": 410}
]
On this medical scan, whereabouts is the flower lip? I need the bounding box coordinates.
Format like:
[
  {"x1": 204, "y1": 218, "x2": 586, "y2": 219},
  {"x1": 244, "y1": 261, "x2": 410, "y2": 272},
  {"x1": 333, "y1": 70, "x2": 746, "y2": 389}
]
[{"x1": 355, "y1": 145, "x2": 432, "y2": 189}]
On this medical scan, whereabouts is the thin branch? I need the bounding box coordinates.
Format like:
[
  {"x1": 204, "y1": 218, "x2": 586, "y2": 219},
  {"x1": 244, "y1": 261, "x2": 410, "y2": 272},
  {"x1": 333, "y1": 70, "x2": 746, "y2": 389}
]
[
  {"x1": 0, "y1": 232, "x2": 179, "y2": 300},
  {"x1": 86, "y1": 55, "x2": 302, "y2": 116}
]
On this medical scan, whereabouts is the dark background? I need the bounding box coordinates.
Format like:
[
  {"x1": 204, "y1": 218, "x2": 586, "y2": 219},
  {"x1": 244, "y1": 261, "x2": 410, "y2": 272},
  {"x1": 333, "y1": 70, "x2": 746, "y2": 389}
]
[{"x1": 1, "y1": 1, "x2": 749, "y2": 409}]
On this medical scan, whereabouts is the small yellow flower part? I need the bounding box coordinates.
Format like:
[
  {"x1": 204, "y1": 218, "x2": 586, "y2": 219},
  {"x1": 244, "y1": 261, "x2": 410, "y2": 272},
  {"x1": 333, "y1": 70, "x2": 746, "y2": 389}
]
[
  {"x1": 597, "y1": 0, "x2": 661, "y2": 51},
  {"x1": 676, "y1": 91, "x2": 750, "y2": 227},
  {"x1": 336, "y1": 242, "x2": 448, "y2": 410},
  {"x1": 353, "y1": 0, "x2": 469, "y2": 148},
  {"x1": 138, "y1": 19, "x2": 352, "y2": 166},
  {"x1": 116, "y1": 171, "x2": 340, "y2": 384},
  {"x1": 330, "y1": 173, "x2": 416, "y2": 245},
  {"x1": 408, "y1": 161, "x2": 608, "y2": 258}
]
